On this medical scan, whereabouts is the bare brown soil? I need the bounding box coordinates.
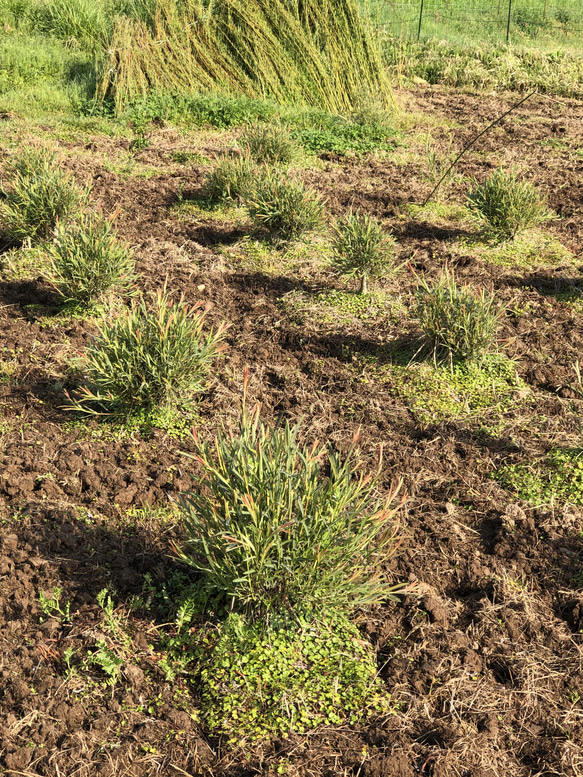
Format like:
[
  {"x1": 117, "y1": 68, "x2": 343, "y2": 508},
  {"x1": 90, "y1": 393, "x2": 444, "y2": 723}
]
[{"x1": 0, "y1": 87, "x2": 582, "y2": 776}]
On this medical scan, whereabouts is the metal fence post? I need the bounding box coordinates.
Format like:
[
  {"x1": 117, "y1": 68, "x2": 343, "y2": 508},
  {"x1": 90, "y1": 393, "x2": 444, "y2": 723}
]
[
  {"x1": 506, "y1": 0, "x2": 512, "y2": 43},
  {"x1": 417, "y1": 0, "x2": 425, "y2": 41}
]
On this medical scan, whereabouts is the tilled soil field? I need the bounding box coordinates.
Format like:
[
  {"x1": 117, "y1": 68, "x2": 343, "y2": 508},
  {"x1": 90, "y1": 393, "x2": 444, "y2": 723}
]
[{"x1": 0, "y1": 87, "x2": 582, "y2": 776}]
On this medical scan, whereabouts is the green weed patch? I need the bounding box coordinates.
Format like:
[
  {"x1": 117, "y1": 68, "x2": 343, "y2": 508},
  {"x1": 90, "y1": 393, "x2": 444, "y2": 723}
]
[
  {"x1": 200, "y1": 613, "x2": 391, "y2": 743},
  {"x1": 290, "y1": 117, "x2": 398, "y2": 156},
  {"x1": 281, "y1": 288, "x2": 403, "y2": 325},
  {"x1": 381, "y1": 354, "x2": 525, "y2": 424},
  {"x1": 458, "y1": 230, "x2": 573, "y2": 268},
  {"x1": 495, "y1": 447, "x2": 583, "y2": 505}
]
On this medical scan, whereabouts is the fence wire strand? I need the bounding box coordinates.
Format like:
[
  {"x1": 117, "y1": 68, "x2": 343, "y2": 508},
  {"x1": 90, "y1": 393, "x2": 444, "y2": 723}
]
[{"x1": 370, "y1": 0, "x2": 583, "y2": 41}]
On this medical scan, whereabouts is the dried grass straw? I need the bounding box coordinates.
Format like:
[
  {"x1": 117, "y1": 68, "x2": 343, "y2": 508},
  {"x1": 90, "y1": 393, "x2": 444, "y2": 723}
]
[{"x1": 98, "y1": 0, "x2": 393, "y2": 113}]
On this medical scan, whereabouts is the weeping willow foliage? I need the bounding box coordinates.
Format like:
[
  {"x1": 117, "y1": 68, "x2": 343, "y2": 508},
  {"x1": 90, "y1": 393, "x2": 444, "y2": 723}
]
[{"x1": 98, "y1": 0, "x2": 393, "y2": 113}]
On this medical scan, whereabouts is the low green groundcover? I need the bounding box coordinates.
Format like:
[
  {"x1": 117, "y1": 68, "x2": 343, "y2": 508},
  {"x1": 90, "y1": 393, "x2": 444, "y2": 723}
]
[
  {"x1": 495, "y1": 447, "x2": 583, "y2": 505},
  {"x1": 200, "y1": 613, "x2": 391, "y2": 743}
]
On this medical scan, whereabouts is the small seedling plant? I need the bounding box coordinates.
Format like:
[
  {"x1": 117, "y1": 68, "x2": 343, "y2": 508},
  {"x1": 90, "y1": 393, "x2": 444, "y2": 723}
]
[
  {"x1": 467, "y1": 168, "x2": 553, "y2": 241},
  {"x1": 0, "y1": 147, "x2": 90, "y2": 244},
  {"x1": 39, "y1": 586, "x2": 72, "y2": 623},
  {"x1": 73, "y1": 289, "x2": 227, "y2": 416},
  {"x1": 331, "y1": 211, "x2": 398, "y2": 293},
  {"x1": 415, "y1": 270, "x2": 502, "y2": 365},
  {"x1": 46, "y1": 209, "x2": 136, "y2": 307}
]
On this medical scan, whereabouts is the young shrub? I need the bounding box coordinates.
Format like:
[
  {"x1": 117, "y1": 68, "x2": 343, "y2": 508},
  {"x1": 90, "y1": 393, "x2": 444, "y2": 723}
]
[
  {"x1": 415, "y1": 270, "x2": 502, "y2": 364},
  {"x1": 202, "y1": 154, "x2": 256, "y2": 203},
  {"x1": 239, "y1": 123, "x2": 300, "y2": 165},
  {"x1": 246, "y1": 171, "x2": 325, "y2": 241},
  {"x1": 467, "y1": 168, "x2": 552, "y2": 241},
  {"x1": 331, "y1": 211, "x2": 398, "y2": 293},
  {"x1": 177, "y1": 397, "x2": 405, "y2": 620},
  {"x1": 0, "y1": 147, "x2": 89, "y2": 244},
  {"x1": 46, "y1": 210, "x2": 136, "y2": 306},
  {"x1": 75, "y1": 290, "x2": 227, "y2": 415}
]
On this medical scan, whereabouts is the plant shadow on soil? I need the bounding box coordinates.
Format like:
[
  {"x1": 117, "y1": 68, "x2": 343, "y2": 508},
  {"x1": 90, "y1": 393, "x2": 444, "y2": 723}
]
[
  {"x1": 507, "y1": 268, "x2": 583, "y2": 297},
  {"x1": 0, "y1": 278, "x2": 63, "y2": 311},
  {"x1": 394, "y1": 219, "x2": 477, "y2": 243}
]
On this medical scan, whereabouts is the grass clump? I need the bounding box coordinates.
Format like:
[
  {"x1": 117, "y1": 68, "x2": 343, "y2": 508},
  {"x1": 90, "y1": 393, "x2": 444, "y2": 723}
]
[
  {"x1": 415, "y1": 270, "x2": 502, "y2": 364},
  {"x1": 177, "y1": 399, "x2": 404, "y2": 619},
  {"x1": 239, "y1": 123, "x2": 300, "y2": 165},
  {"x1": 176, "y1": 391, "x2": 404, "y2": 740},
  {"x1": 247, "y1": 172, "x2": 325, "y2": 241},
  {"x1": 201, "y1": 612, "x2": 390, "y2": 742},
  {"x1": 467, "y1": 168, "x2": 553, "y2": 241},
  {"x1": 202, "y1": 155, "x2": 256, "y2": 204},
  {"x1": 495, "y1": 448, "x2": 583, "y2": 506},
  {"x1": 74, "y1": 289, "x2": 227, "y2": 416},
  {"x1": 0, "y1": 147, "x2": 89, "y2": 244},
  {"x1": 46, "y1": 210, "x2": 136, "y2": 306},
  {"x1": 331, "y1": 211, "x2": 398, "y2": 293}
]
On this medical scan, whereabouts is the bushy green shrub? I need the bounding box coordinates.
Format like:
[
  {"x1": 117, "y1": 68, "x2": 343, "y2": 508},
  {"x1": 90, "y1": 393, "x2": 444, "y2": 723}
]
[
  {"x1": 246, "y1": 171, "x2": 325, "y2": 240},
  {"x1": 75, "y1": 290, "x2": 227, "y2": 415},
  {"x1": 239, "y1": 123, "x2": 300, "y2": 165},
  {"x1": 177, "y1": 400, "x2": 404, "y2": 619},
  {"x1": 331, "y1": 211, "x2": 398, "y2": 293},
  {"x1": 467, "y1": 168, "x2": 552, "y2": 241},
  {"x1": 415, "y1": 270, "x2": 502, "y2": 363},
  {"x1": 0, "y1": 147, "x2": 89, "y2": 243},
  {"x1": 46, "y1": 210, "x2": 136, "y2": 305},
  {"x1": 202, "y1": 155, "x2": 256, "y2": 203}
]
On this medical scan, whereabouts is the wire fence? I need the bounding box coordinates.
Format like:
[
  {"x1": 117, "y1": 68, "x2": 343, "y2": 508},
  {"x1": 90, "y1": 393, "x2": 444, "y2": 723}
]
[{"x1": 367, "y1": 0, "x2": 583, "y2": 47}]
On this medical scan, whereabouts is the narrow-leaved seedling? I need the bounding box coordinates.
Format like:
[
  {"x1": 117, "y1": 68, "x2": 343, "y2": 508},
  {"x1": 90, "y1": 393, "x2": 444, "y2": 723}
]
[
  {"x1": 177, "y1": 385, "x2": 405, "y2": 620},
  {"x1": 75, "y1": 289, "x2": 227, "y2": 415},
  {"x1": 331, "y1": 211, "x2": 398, "y2": 293},
  {"x1": 467, "y1": 168, "x2": 552, "y2": 241},
  {"x1": 246, "y1": 171, "x2": 325, "y2": 241},
  {"x1": 0, "y1": 147, "x2": 89, "y2": 243},
  {"x1": 415, "y1": 270, "x2": 502, "y2": 364},
  {"x1": 46, "y1": 210, "x2": 136, "y2": 306}
]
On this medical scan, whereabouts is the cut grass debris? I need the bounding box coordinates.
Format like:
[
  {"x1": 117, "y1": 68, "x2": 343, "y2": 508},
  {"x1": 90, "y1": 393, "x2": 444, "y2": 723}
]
[{"x1": 100, "y1": 0, "x2": 393, "y2": 114}]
